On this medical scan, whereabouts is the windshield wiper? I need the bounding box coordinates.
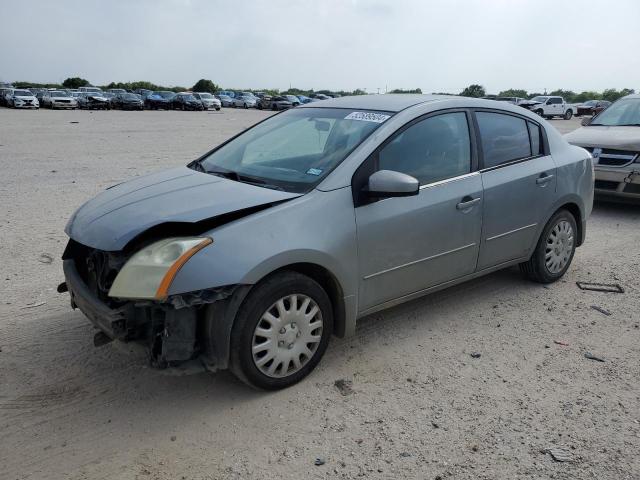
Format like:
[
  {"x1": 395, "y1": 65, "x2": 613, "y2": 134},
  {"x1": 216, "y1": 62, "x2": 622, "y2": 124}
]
[{"x1": 202, "y1": 166, "x2": 284, "y2": 191}]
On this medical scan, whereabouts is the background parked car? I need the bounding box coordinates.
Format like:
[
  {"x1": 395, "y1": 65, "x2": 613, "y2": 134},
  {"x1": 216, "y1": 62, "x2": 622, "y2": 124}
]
[
  {"x1": 267, "y1": 95, "x2": 292, "y2": 110},
  {"x1": 216, "y1": 94, "x2": 234, "y2": 107},
  {"x1": 283, "y1": 95, "x2": 301, "y2": 107},
  {"x1": 112, "y1": 93, "x2": 144, "y2": 110},
  {"x1": 145, "y1": 91, "x2": 176, "y2": 109},
  {"x1": 217, "y1": 90, "x2": 237, "y2": 99},
  {"x1": 520, "y1": 95, "x2": 575, "y2": 120},
  {"x1": 0, "y1": 87, "x2": 15, "y2": 106},
  {"x1": 232, "y1": 94, "x2": 257, "y2": 108},
  {"x1": 41, "y1": 90, "x2": 77, "y2": 109},
  {"x1": 297, "y1": 95, "x2": 314, "y2": 104},
  {"x1": 565, "y1": 94, "x2": 640, "y2": 201},
  {"x1": 107, "y1": 88, "x2": 127, "y2": 95},
  {"x1": 7, "y1": 89, "x2": 39, "y2": 109},
  {"x1": 193, "y1": 92, "x2": 221, "y2": 110},
  {"x1": 576, "y1": 100, "x2": 611, "y2": 117},
  {"x1": 311, "y1": 93, "x2": 331, "y2": 100},
  {"x1": 78, "y1": 86, "x2": 103, "y2": 94},
  {"x1": 171, "y1": 92, "x2": 204, "y2": 111},
  {"x1": 76, "y1": 92, "x2": 110, "y2": 110}
]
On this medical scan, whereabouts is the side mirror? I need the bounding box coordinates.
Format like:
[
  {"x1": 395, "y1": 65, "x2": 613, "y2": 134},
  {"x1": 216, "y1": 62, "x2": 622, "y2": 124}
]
[
  {"x1": 581, "y1": 117, "x2": 591, "y2": 126},
  {"x1": 365, "y1": 170, "x2": 419, "y2": 199}
]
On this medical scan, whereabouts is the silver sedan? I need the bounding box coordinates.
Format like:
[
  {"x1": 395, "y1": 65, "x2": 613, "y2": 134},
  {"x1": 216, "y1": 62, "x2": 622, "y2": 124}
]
[{"x1": 61, "y1": 95, "x2": 593, "y2": 389}]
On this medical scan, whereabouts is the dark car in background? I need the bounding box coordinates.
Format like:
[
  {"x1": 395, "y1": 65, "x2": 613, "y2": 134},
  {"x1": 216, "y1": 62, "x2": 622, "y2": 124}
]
[
  {"x1": 76, "y1": 92, "x2": 111, "y2": 110},
  {"x1": 216, "y1": 94, "x2": 234, "y2": 107},
  {"x1": 112, "y1": 93, "x2": 144, "y2": 110},
  {"x1": 171, "y1": 92, "x2": 204, "y2": 111},
  {"x1": 145, "y1": 91, "x2": 176, "y2": 109},
  {"x1": 577, "y1": 100, "x2": 611, "y2": 117}
]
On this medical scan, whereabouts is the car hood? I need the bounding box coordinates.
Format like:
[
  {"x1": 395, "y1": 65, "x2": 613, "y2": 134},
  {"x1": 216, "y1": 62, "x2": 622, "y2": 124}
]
[
  {"x1": 564, "y1": 126, "x2": 640, "y2": 151},
  {"x1": 15, "y1": 95, "x2": 36, "y2": 100},
  {"x1": 66, "y1": 166, "x2": 301, "y2": 251}
]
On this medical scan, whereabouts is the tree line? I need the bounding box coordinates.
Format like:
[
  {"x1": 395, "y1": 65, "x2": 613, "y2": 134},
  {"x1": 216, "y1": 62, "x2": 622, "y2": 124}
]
[{"x1": 458, "y1": 84, "x2": 635, "y2": 103}]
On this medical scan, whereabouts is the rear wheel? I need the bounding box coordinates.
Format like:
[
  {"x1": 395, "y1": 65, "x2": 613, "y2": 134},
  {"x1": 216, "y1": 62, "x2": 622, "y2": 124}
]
[
  {"x1": 229, "y1": 271, "x2": 333, "y2": 390},
  {"x1": 520, "y1": 209, "x2": 577, "y2": 283},
  {"x1": 564, "y1": 109, "x2": 573, "y2": 120}
]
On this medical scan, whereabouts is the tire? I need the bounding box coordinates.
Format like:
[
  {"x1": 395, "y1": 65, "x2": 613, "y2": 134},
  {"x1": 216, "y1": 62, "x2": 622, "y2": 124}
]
[
  {"x1": 272, "y1": 104, "x2": 277, "y2": 111},
  {"x1": 229, "y1": 271, "x2": 333, "y2": 390},
  {"x1": 257, "y1": 103, "x2": 262, "y2": 110},
  {"x1": 243, "y1": 103, "x2": 248, "y2": 109},
  {"x1": 216, "y1": 107, "x2": 220, "y2": 111},
  {"x1": 564, "y1": 109, "x2": 573, "y2": 120},
  {"x1": 535, "y1": 109, "x2": 544, "y2": 117},
  {"x1": 520, "y1": 209, "x2": 577, "y2": 283}
]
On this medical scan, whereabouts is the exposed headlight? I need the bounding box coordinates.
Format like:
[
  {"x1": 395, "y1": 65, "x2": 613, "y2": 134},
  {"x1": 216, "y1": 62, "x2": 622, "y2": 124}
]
[{"x1": 108, "y1": 237, "x2": 212, "y2": 300}]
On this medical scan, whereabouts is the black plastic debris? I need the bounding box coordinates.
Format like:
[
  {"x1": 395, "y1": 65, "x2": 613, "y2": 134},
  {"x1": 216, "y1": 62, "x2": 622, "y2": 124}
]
[
  {"x1": 576, "y1": 282, "x2": 624, "y2": 293},
  {"x1": 584, "y1": 352, "x2": 605, "y2": 362},
  {"x1": 590, "y1": 305, "x2": 612, "y2": 316}
]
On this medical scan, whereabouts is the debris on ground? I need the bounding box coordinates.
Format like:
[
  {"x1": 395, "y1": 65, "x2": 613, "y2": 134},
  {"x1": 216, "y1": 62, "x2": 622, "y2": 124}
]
[
  {"x1": 170, "y1": 435, "x2": 176, "y2": 442},
  {"x1": 21, "y1": 301, "x2": 47, "y2": 309},
  {"x1": 470, "y1": 352, "x2": 481, "y2": 358},
  {"x1": 584, "y1": 352, "x2": 605, "y2": 362},
  {"x1": 69, "y1": 121, "x2": 79, "y2": 124},
  {"x1": 334, "y1": 379, "x2": 354, "y2": 396},
  {"x1": 431, "y1": 421, "x2": 440, "y2": 429},
  {"x1": 554, "y1": 340, "x2": 569, "y2": 346},
  {"x1": 576, "y1": 282, "x2": 624, "y2": 293},
  {"x1": 399, "y1": 452, "x2": 411, "y2": 457},
  {"x1": 38, "y1": 253, "x2": 53, "y2": 264},
  {"x1": 314, "y1": 457, "x2": 326, "y2": 466},
  {"x1": 590, "y1": 305, "x2": 612, "y2": 316},
  {"x1": 544, "y1": 447, "x2": 574, "y2": 462}
]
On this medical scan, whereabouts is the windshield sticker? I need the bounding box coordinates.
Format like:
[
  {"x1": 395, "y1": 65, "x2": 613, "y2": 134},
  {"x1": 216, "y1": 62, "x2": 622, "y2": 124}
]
[
  {"x1": 306, "y1": 168, "x2": 323, "y2": 176},
  {"x1": 344, "y1": 111, "x2": 391, "y2": 123}
]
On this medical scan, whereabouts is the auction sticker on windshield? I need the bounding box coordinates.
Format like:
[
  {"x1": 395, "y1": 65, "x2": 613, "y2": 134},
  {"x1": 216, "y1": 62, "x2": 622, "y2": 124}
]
[{"x1": 344, "y1": 111, "x2": 391, "y2": 123}]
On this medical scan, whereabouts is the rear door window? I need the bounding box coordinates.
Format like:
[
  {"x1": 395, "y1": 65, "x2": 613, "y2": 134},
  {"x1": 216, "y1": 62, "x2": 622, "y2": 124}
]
[{"x1": 476, "y1": 112, "x2": 532, "y2": 168}]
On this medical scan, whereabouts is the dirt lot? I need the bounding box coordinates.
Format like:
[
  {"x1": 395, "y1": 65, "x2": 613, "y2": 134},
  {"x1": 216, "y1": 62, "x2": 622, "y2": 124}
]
[{"x1": 1, "y1": 108, "x2": 638, "y2": 480}]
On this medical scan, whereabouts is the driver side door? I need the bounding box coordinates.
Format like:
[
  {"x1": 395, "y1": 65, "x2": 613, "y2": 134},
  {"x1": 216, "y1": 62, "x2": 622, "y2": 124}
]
[{"x1": 353, "y1": 111, "x2": 483, "y2": 312}]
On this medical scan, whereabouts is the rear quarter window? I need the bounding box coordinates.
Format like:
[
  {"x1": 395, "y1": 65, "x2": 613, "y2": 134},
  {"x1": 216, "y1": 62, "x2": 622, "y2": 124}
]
[{"x1": 476, "y1": 112, "x2": 532, "y2": 168}]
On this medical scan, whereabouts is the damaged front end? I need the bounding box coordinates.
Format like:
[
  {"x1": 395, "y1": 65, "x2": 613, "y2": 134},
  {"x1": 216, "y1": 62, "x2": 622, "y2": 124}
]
[{"x1": 60, "y1": 239, "x2": 246, "y2": 369}]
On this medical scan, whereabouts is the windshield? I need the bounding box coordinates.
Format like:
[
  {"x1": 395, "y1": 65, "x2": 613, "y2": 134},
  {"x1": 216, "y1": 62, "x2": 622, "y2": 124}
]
[
  {"x1": 530, "y1": 96, "x2": 547, "y2": 103},
  {"x1": 14, "y1": 90, "x2": 32, "y2": 96},
  {"x1": 198, "y1": 93, "x2": 213, "y2": 98},
  {"x1": 158, "y1": 91, "x2": 175, "y2": 98},
  {"x1": 179, "y1": 94, "x2": 196, "y2": 101},
  {"x1": 590, "y1": 98, "x2": 640, "y2": 126},
  {"x1": 123, "y1": 93, "x2": 138, "y2": 100},
  {"x1": 198, "y1": 107, "x2": 391, "y2": 193},
  {"x1": 583, "y1": 100, "x2": 597, "y2": 106},
  {"x1": 50, "y1": 91, "x2": 67, "y2": 97}
]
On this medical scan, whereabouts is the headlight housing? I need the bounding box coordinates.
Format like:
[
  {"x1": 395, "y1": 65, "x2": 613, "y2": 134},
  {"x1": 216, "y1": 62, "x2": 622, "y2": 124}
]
[{"x1": 108, "y1": 237, "x2": 212, "y2": 300}]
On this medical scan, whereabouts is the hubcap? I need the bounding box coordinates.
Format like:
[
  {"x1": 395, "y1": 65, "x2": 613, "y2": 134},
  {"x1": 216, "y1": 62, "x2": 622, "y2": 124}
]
[
  {"x1": 545, "y1": 220, "x2": 574, "y2": 274},
  {"x1": 252, "y1": 294, "x2": 323, "y2": 378}
]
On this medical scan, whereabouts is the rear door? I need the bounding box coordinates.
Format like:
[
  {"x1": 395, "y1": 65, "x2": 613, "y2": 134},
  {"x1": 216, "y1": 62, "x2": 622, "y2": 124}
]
[
  {"x1": 474, "y1": 111, "x2": 557, "y2": 270},
  {"x1": 354, "y1": 110, "x2": 483, "y2": 311}
]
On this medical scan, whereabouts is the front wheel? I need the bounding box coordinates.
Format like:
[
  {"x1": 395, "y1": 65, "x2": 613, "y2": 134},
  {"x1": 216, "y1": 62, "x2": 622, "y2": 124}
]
[
  {"x1": 564, "y1": 109, "x2": 573, "y2": 120},
  {"x1": 229, "y1": 271, "x2": 333, "y2": 390},
  {"x1": 535, "y1": 109, "x2": 544, "y2": 118},
  {"x1": 520, "y1": 209, "x2": 577, "y2": 283}
]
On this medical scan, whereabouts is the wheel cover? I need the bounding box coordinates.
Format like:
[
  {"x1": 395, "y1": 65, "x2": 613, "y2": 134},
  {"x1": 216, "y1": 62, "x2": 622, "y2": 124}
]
[
  {"x1": 545, "y1": 220, "x2": 574, "y2": 274},
  {"x1": 252, "y1": 294, "x2": 323, "y2": 378}
]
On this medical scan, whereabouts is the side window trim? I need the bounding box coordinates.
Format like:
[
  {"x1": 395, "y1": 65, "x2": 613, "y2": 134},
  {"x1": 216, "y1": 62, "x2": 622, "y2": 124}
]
[{"x1": 471, "y1": 108, "x2": 550, "y2": 172}]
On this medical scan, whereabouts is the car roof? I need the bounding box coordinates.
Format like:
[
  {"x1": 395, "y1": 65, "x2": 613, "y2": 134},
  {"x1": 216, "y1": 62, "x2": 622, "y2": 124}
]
[
  {"x1": 622, "y1": 94, "x2": 640, "y2": 99},
  {"x1": 299, "y1": 94, "x2": 455, "y2": 112}
]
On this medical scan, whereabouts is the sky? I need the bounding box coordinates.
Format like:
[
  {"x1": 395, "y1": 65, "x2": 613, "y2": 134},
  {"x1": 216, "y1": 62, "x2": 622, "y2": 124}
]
[{"x1": 1, "y1": 0, "x2": 639, "y2": 94}]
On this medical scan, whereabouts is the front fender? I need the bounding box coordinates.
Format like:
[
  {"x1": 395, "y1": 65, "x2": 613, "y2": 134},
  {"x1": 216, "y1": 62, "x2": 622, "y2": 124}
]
[{"x1": 167, "y1": 188, "x2": 359, "y2": 299}]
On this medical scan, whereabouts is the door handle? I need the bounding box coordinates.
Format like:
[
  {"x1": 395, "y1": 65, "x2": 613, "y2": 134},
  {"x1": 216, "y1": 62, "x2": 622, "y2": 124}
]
[
  {"x1": 536, "y1": 173, "x2": 555, "y2": 185},
  {"x1": 456, "y1": 196, "x2": 481, "y2": 210}
]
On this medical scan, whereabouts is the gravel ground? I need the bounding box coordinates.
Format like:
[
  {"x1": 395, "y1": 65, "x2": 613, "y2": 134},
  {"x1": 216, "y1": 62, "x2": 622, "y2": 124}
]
[{"x1": 1, "y1": 108, "x2": 638, "y2": 480}]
